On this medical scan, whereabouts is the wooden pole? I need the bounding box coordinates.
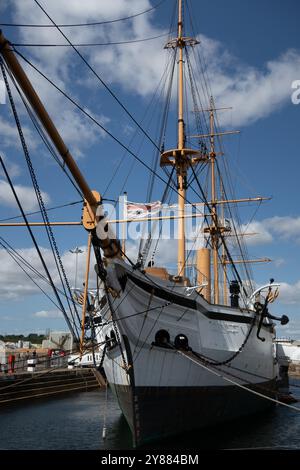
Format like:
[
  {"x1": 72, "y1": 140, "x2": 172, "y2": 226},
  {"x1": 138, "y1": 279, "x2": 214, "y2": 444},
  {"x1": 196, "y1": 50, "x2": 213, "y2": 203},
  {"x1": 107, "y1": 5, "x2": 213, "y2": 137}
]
[
  {"x1": 0, "y1": 32, "x2": 97, "y2": 208},
  {"x1": 177, "y1": 0, "x2": 186, "y2": 277}
]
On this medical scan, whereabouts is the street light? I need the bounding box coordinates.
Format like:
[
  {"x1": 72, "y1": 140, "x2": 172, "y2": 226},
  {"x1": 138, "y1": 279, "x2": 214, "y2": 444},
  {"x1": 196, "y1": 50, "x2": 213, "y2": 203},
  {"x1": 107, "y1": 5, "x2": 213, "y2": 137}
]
[{"x1": 69, "y1": 247, "x2": 83, "y2": 289}]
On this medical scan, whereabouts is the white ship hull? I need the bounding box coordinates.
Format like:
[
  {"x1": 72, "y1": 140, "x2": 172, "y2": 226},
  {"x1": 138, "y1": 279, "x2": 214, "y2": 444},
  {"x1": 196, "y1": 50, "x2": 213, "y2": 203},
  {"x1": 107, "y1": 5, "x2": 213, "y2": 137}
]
[{"x1": 97, "y1": 260, "x2": 277, "y2": 446}]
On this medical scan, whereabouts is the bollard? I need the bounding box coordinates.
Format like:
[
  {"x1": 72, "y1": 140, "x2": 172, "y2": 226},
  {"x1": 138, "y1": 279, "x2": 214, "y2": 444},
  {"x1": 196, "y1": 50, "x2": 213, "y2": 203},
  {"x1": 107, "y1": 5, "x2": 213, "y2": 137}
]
[{"x1": 27, "y1": 358, "x2": 37, "y2": 372}]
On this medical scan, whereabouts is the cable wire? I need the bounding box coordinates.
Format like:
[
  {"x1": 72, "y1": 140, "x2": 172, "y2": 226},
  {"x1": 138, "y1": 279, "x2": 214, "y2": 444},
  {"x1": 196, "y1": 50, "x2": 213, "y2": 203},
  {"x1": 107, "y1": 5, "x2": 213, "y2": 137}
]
[
  {"x1": 12, "y1": 30, "x2": 174, "y2": 47},
  {"x1": 1, "y1": 0, "x2": 167, "y2": 28},
  {"x1": 0, "y1": 156, "x2": 78, "y2": 341},
  {"x1": 32, "y1": 0, "x2": 162, "y2": 154},
  {"x1": 0, "y1": 200, "x2": 82, "y2": 223}
]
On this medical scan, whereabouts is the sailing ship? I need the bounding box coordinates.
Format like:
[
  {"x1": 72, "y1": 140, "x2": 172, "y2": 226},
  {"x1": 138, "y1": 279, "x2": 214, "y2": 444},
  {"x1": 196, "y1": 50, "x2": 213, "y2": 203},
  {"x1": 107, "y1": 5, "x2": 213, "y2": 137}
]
[{"x1": 0, "y1": 0, "x2": 289, "y2": 448}]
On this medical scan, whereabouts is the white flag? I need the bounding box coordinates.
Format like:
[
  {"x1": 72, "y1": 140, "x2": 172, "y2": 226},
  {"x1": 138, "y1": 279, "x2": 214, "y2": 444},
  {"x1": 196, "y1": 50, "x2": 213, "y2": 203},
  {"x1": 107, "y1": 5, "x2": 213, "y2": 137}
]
[{"x1": 126, "y1": 201, "x2": 161, "y2": 219}]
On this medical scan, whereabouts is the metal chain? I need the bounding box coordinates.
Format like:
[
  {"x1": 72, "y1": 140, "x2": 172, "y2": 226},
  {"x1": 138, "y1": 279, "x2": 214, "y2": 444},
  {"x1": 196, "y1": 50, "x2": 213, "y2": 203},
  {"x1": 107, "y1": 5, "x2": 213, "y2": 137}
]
[
  {"x1": 1, "y1": 60, "x2": 81, "y2": 335},
  {"x1": 176, "y1": 350, "x2": 300, "y2": 413},
  {"x1": 191, "y1": 314, "x2": 257, "y2": 366}
]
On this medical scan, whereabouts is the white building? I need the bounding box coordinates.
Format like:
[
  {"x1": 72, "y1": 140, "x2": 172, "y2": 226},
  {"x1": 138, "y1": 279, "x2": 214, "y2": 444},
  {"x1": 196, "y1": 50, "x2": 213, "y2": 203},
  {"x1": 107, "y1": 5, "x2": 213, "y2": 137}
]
[{"x1": 276, "y1": 339, "x2": 300, "y2": 365}]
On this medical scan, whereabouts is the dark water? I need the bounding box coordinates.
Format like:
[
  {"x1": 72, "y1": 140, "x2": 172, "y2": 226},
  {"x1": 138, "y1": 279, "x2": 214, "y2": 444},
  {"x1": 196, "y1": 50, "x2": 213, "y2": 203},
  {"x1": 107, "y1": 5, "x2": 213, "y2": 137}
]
[{"x1": 0, "y1": 379, "x2": 300, "y2": 450}]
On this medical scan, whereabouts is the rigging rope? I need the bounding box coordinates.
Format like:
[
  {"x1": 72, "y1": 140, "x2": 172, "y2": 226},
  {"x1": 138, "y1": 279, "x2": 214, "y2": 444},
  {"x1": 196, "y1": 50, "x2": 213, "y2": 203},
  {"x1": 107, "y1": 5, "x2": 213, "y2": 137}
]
[
  {"x1": 0, "y1": 236, "x2": 81, "y2": 305},
  {"x1": 12, "y1": 49, "x2": 205, "y2": 221},
  {"x1": 0, "y1": 239, "x2": 62, "y2": 312},
  {"x1": 0, "y1": 156, "x2": 78, "y2": 341},
  {"x1": 8, "y1": 29, "x2": 253, "y2": 296},
  {"x1": 175, "y1": 348, "x2": 300, "y2": 414},
  {"x1": 6, "y1": 65, "x2": 84, "y2": 199},
  {"x1": 0, "y1": 200, "x2": 82, "y2": 223},
  {"x1": 188, "y1": 162, "x2": 249, "y2": 305},
  {"x1": 32, "y1": 0, "x2": 161, "y2": 154},
  {"x1": 11, "y1": 31, "x2": 174, "y2": 47},
  {"x1": 0, "y1": 61, "x2": 81, "y2": 341},
  {"x1": 1, "y1": 0, "x2": 167, "y2": 28}
]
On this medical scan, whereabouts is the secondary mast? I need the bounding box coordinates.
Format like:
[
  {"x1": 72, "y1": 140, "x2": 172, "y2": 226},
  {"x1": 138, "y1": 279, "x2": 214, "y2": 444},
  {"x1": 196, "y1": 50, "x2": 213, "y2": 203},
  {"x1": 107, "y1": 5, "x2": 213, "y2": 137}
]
[{"x1": 209, "y1": 97, "x2": 219, "y2": 303}]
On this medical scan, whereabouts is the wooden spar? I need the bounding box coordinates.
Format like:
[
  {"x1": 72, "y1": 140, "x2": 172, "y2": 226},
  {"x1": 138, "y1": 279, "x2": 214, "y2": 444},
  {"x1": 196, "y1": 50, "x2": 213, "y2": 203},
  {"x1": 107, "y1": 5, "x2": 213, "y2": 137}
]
[
  {"x1": 187, "y1": 257, "x2": 272, "y2": 267},
  {"x1": 0, "y1": 219, "x2": 258, "y2": 237},
  {"x1": 0, "y1": 195, "x2": 269, "y2": 227},
  {"x1": 189, "y1": 130, "x2": 240, "y2": 139},
  {"x1": 157, "y1": 197, "x2": 271, "y2": 208},
  {"x1": 220, "y1": 258, "x2": 272, "y2": 265},
  {"x1": 0, "y1": 31, "x2": 121, "y2": 259},
  {"x1": 0, "y1": 31, "x2": 97, "y2": 209},
  {"x1": 0, "y1": 212, "x2": 207, "y2": 227},
  {"x1": 0, "y1": 222, "x2": 82, "y2": 226}
]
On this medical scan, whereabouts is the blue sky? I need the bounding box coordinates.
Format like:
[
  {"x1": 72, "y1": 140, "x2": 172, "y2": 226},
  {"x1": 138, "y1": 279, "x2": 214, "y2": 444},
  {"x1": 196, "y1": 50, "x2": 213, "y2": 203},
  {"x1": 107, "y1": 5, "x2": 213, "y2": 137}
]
[{"x1": 0, "y1": 0, "x2": 299, "y2": 337}]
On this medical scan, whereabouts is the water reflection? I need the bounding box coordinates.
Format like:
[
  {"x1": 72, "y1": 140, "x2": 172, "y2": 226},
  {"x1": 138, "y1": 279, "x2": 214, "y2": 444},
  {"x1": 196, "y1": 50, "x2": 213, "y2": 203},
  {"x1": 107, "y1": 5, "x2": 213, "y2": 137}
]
[{"x1": 0, "y1": 382, "x2": 299, "y2": 450}]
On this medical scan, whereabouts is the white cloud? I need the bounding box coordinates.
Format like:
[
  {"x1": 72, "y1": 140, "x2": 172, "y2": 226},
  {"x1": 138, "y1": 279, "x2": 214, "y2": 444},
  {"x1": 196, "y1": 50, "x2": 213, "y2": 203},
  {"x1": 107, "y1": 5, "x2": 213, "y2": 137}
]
[
  {"x1": 239, "y1": 216, "x2": 300, "y2": 246},
  {"x1": 277, "y1": 317, "x2": 300, "y2": 339},
  {"x1": 0, "y1": 178, "x2": 50, "y2": 211},
  {"x1": 0, "y1": 0, "x2": 114, "y2": 160},
  {"x1": 197, "y1": 37, "x2": 300, "y2": 127},
  {"x1": 241, "y1": 220, "x2": 273, "y2": 246},
  {"x1": 3, "y1": 0, "x2": 299, "y2": 152},
  {"x1": 126, "y1": 238, "x2": 179, "y2": 270},
  {"x1": 274, "y1": 258, "x2": 285, "y2": 268},
  {"x1": 265, "y1": 216, "x2": 300, "y2": 243},
  {"x1": 0, "y1": 244, "x2": 97, "y2": 301},
  {"x1": 0, "y1": 154, "x2": 21, "y2": 179},
  {"x1": 0, "y1": 115, "x2": 38, "y2": 151},
  {"x1": 32, "y1": 309, "x2": 63, "y2": 318},
  {"x1": 278, "y1": 280, "x2": 300, "y2": 305}
]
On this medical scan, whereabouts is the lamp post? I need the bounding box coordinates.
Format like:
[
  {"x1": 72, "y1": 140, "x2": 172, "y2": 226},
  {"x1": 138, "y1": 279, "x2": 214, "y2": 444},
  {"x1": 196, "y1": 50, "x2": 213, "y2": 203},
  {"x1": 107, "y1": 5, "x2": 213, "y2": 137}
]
[{"x1": 69, "y1": 247, "x2": 83, "y2": 289}]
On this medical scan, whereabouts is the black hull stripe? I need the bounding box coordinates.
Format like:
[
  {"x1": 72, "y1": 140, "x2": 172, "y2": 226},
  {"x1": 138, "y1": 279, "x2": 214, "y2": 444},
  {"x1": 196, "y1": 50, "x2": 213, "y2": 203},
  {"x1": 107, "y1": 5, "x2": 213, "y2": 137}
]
[
  {"x1": 111, "y1": 382, "x2": 276, "y2": 446},
  {"x1": 128, "y1": 273, "x2": 254, "y2": 325},
  {"x1": 128, "y1": 273, "x2": 197, "y2": 310}
]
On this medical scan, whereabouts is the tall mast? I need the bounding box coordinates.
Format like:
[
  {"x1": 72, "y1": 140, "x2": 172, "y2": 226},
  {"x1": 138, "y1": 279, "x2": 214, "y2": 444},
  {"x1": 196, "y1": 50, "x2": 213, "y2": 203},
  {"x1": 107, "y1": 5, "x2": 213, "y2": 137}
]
[
  {"x1": 160, "y1": 0, "x2": 201, "y2": 277},
  {"x1": 177, "y1": 0, "x2": 186, "y2": 276},
  {"x1": 192, "y1": 106, "x2": 240, "y2": 305},
  {"x1": 209, "y1": 97, "x2": 219, "y2": 304}
]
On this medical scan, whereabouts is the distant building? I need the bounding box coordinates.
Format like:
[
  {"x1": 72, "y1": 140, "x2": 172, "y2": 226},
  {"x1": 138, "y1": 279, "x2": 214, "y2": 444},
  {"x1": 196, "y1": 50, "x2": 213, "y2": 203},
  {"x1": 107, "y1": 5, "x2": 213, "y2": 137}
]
[
  {"x1": 0, "y1": 340, "x2": 5, "y2": 364},
  {"x1": 276, "y1": 339, "x2": 300, "y2": 365},
  {"x1": 42, "y1": 331, "x2": 73, "y2": 352},
  {"x1": 68, "y1": 350, "x2": 102, "y2": 368}
]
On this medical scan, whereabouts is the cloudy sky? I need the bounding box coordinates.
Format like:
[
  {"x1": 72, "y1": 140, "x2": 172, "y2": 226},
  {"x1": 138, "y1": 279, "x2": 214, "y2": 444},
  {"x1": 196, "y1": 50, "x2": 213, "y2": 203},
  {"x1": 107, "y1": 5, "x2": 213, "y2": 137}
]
[{"x1": 0, "y1": 0, "x2": 300, "y2": 337}]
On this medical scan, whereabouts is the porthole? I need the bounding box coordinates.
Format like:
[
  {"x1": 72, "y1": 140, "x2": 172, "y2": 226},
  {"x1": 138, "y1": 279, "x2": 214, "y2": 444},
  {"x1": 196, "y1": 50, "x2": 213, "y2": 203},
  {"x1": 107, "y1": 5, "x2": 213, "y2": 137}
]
[
  {"x1": 174, "y1": 334, "x2": 189, "y2": 351},
  {"x1": 154, "y1": 329, "x2": 170, "y2": 347}
]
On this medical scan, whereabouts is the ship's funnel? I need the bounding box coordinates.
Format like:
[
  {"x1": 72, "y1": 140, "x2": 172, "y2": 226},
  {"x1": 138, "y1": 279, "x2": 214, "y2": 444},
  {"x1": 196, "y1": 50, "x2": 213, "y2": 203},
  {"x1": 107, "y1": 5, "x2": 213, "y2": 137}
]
[{"x1": 196, "y1": 248, "x2": 211, "y2": 302}]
